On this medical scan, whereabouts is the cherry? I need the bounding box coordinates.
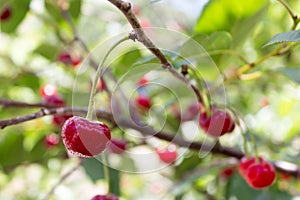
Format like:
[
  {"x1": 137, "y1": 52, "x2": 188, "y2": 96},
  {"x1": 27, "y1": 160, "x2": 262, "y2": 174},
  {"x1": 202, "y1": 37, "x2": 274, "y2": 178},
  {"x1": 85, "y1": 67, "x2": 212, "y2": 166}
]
[
  {"x1": 91, "y1": 194, "x2": 118, "y2": 200},
  {"x1": 137, "y1": 76, "x2": 149, "y2": 87},
  {"x1": 156, "y1": 144, "x2": 177, "y2": 164},
  {"x1": 44, "y1": 133, "x2": 60, "y2": 148},
  {"x1": 57, "y1": 51, "x2": 81, "y2": 67},
  {"x1": 199, "y1": 107, "x2": 235, "y2": 137},
  {"x1": 135, "y1": 95, "x2": 152, "y2": 110},
  {"x1": 220, "y1": 167, "x2": 235, "y2": 179},
  {"x1": 52, "y1": 114, "x2": 73, "y2": 127},
  {"x1": 140, "y1": 19, "x2": 151, "y2": 28},
  {"x1": 42, "y1": 95, "x2": 64, "y2": 106},
  {"x1": 62, "y1": 116, "x2": 111, "y2": 157},
  {"x1": 0, "y1": 6, "x2": 12, "y2": 21},
  {"x1": 182, "y1": 102, "x2": 200, "y2": 121},
  {"x1": 279, "y1": 173, "x2": 291, "y2": 181},
  {"x1": 238, "y1": 156, "x2": 263, "y2": 177},
  {"x1": 109, "y1": 139, "x2": 127, "y2": 154},
  {"x1": 40, "y1": 84, "x2": 57, "y2": 97},
  {"x1": 245, "y1": 161, "x2": 276, "y2": 189},
  {"x1": 97, "y1": 78, "x2": 106, "y2": 92}
]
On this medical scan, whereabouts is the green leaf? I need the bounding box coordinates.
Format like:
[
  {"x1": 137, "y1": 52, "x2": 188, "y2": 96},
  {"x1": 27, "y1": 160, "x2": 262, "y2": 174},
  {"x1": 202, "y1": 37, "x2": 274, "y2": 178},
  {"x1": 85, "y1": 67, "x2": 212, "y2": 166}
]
[
  {"x1": 34, "y1": 43, "x2": 59, "y2": 60},
  {"x1": 109, "y1": 168, "x2": 120, "y2": 196},
  {"x1": 69, "y1": 0, "x2": 82, "y2": 19},
  {"x1": 264, "y1": 30, "x2": 300, "y2": 47},
  {"x1": 14, "y1": 73, "x2": 40, "y2": 90},
  {"x1": 0, "y1": 0, "x2": 31, "y2": 33},
  {"x1": 277, "y1": 67, "x2": 300, "y2": 84},
  {"x1": 82, "y1": 158, "x2": 104, "y2": 182},
  {"x1": 194, "y1": 0, "x2": 268, "y2": 40},
  {"x1": 113, "y1": 49, "x2": 142, "y2": 76}
]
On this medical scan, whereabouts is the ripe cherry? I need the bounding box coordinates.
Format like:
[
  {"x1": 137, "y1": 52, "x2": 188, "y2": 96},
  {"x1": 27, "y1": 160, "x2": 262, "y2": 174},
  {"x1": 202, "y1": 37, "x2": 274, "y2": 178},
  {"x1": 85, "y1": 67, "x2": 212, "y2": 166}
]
[
  {"x1": 199, "y1": 107, "x2": 235, "y2": 137},
  {"x1": 137, "y1": 76, "x2": 149, "y2": 87},
  {"x1": 135, "y1": 95, "x2": 152, "y2": 110},
  {"x1": 0, "y1": 6, "x2": 12, "y2": 21},
  {"x1": 279, "y1": 173, "x2": 291, "y2": 181},
  {"x1": 91, "y1": 194, "x2": 118, "y2": 200},
  {"x1": 220, "y1": 167, "x2": 235, "y2": 179},
  {"x1": 52, "y1": 114, "x2": 73, "y2": 127},
  {"x1": 156, "y1": 144, "x2": 177, "y2": 164},
  {"x1": 57, "y1": 51, "x2": 81, "y2": 67},
  {"x1": 182, "y1": 102, "x2": 200, "y2": 121},
  {"x1": 62, "y1": 116, "x2": 111, "y2": 157},
  {"x1": 109, "y1": 139, "x2": 127, "y2": 154},
  {"x1": 42, "y1": 95, "x2": 64, "y2": 106},
  {"x1": 44, "y1": 133, "x2": 60, "y2": 148},
  {"x1": 245, "y1": 161, "x2": 276, "y2": 189},
  {"x1": 40, "y1": 84, "x2": 57, "y2": 97},
  {"x1": 238, "y1": 156, "x2": 263, "y2": 177}
]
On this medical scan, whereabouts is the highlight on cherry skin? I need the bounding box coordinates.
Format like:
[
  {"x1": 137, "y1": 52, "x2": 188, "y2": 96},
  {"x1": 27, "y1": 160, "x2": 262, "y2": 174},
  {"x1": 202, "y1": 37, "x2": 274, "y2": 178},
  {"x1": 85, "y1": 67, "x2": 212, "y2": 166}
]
[
  {"x1": 91, "y1": 193, "x2": 119, "y2": 200},
  {"x1": 61, "y1": 116, "x2": 111, "y2": 157}
]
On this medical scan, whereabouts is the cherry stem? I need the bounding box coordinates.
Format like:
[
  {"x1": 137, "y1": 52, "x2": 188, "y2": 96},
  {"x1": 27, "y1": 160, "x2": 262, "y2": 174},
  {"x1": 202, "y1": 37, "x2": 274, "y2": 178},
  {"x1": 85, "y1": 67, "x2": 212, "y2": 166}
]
[{"x1": 86, "y1": 35, "x2": 129, "y2": 120}]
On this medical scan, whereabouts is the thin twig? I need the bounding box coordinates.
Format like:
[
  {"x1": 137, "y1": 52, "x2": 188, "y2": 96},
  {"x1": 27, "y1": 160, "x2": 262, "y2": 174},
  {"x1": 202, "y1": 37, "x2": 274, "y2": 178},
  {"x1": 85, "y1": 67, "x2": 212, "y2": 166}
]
[
  {"x1": 42, "y1": 159, "x2": 83, "y2": 200},
  {"x1": 106, "y1": 0, "x2": 203, "y2": 103}
]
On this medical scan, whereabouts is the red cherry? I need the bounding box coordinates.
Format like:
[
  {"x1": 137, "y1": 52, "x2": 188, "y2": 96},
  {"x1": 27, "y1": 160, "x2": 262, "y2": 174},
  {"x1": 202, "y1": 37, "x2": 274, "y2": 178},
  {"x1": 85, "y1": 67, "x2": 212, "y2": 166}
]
[
  {"x1": 140, "y1": 19, "x2": 151, "y2": 28},
  {"x1": 44, "y1": 133, "x2": 60, "y2": 147},
  {"x1": 245, "y1": 162, "x2": 276, "y2": 189},
  {"x1": 220, "y1": 167, "x2": 235, "y2": 179},
  {"x1": 97, "y1": 78, "x2": 106, "y2": 91},
  {"x1": 62, "y1": 116, "x2": 111, "y2": 157},
  {"x1": 109, "y1": 139, "x2": 127, "y2": 154},
  {"x1": 57, "y1": 52, "x2": 73, "y2": 65},
  {"x1": 71, "y1": 56, "x2": 81, "y2": 67},
  {"x1": 0, "y1": 6, "x2": 12, "y2": 21},
  {"x1": 135, "y1": 95, "x2": 152, "y2": 110},
  {"x1": 182, "y1": 102, "x2": 200, "y2": 121},
  {"x1": 238, "y1": 156, "x2": 263, "y2": 177},
  {"x1": 40, "y1": 85, "x2": 57, "y2": 97},
  {"x1": 91, "y1": 194, "x2": 118, "y2": 200},
  {"x1": 199, "y1": 107, "x2": 235, "y2": 137},
  {"x1": 52, "y1": 114, "x2": 73, "y2": 127},
  {"x1": 137, "y1": 76, "x2": 148, "y2": 87},
  {"x1": 43, "y1": 95, "x2": 64, "y2": 106},
  {"x1": 156, "y1": 144, "x2": 177, "y2": 164}
]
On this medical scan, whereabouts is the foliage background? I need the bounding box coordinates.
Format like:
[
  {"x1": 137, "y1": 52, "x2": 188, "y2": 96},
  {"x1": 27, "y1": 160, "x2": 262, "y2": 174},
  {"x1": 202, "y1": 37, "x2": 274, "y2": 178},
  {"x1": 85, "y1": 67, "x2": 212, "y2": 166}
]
[{"x1": 1, "y1": 0, "x2": 300, "y2": 199}]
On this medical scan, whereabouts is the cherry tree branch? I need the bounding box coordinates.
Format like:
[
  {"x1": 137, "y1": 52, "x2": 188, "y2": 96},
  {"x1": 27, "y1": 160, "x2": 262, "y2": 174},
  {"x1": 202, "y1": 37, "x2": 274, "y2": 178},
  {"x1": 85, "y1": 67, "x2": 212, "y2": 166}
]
[
  {"x1": 0, "y1": 100, "x2": 298, "y2": 177},
  {"x1": 106, "y1": 0, "x2": 203, "y2": 103}
]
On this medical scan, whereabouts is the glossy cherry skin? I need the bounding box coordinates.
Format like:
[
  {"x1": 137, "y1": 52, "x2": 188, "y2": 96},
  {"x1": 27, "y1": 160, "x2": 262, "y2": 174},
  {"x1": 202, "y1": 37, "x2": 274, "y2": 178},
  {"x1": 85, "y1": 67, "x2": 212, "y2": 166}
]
[
  {"x1": 109, "y1": 139, "x2": 127, "y2": 154},
  {"x1": 91, "y1": 194, "x2": 118, "y2": 200},
  {"x1": 0, "y1": 6, "x2": 12, "y2": 21},
  {"x1": 135, "y1": 95, "x2": 152, "y2": 110},
  {"x1": 57, "y1": 52, "x2": 73, "y2": 65},
  {"x1": 52, "y1": 114, "x2": 73, "y2": 127},
  {"x1": 44, "y1": 133, "x2": 60, "y2": 148},
  {"x1": 62, "y1": 116, "x2": 111, "y2": 157},
  {"x1": 199, "y1": 107, "x2": 235, "y2": 137},
  {"x1": 245, "y1": 162, "x2": 276, "y2": 189},
  {"x1": 238, "y1": 156, "x2": 263, "y2": 177},
  {"x1": 156, "y1": 144, "x2": 177, "y2": 164}
]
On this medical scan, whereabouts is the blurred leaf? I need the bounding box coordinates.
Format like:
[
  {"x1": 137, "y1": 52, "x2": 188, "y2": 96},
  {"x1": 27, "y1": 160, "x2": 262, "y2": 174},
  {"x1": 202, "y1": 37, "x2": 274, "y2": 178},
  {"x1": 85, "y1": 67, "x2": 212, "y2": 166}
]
[
  {"x1": 109, "y1": 168, "x2": 120, "y2": 196},
  {"x1": 277, "y1": 67, "x2": 300, "y2": 84},
  {"x1": 34, "y1": 43, "x2": 59, "y2": 60},
  {"x1": 15, "y1": 73, "x2": 40, "y2": 90},
  {"x1": 195, "y1": 0, "x2": 268, "y2": 47},
  {"x1": 0, "y1": 0, "x2": 30, "y2": 33},
  {"x1": 226, "y1": 173, "x2": 292, "y2": 200},
  {"x1": 82, "y1": 158, "x2": 104, "y2": 182},
  {"x1": 231, "y1": 4, "x2": 268, "y2": 48},
  {"x1": 45, "y1": 0, "x2": 82, "y2": 22},
  {"x1": 264, "y1": 30, "x2": 300, "y2": 46},
  {"x1": 113, "y1": 49, "x2": 142, "y2": 76}
]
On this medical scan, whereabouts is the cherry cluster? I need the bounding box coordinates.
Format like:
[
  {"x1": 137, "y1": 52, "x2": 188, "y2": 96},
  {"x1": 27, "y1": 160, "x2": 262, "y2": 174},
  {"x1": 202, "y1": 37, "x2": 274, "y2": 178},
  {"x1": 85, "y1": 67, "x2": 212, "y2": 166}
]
[{"x1": 239, "y1": 156, "x2": 276, "y2": 189}]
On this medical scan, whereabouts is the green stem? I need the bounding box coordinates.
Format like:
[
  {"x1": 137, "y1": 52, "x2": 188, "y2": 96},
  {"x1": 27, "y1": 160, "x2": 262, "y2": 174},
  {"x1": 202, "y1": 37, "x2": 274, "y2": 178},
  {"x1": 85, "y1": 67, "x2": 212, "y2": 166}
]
[
  {"x1": 101, "y1": 153, "x2": 111, "y2": 193},
  {"x1": 86, "y1": 35, "x2": 129, "y2": 120}
]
